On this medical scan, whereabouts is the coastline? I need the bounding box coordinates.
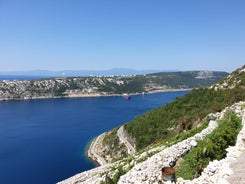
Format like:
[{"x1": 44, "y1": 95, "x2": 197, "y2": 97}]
[
  {"x1": 66, "y1": 89, "x2": 192, "y2": 99},
  {"x1": 87, "y1": 133, "x2": 107, "y2": 166},
  {"x1": 59, "y1": 103, "x2": 245, "y2": 184},
  {"x1": 68, "y1": 88, "x2": 192, "y2": 98},
  {"x1": 145, "y1": 88, "x2": 192, "y2": 94},
  {"x1": 85, "y1": 89, "x2": 192, "y2": 166},
  {"x1": 0, "y1": 88, "x2": 192, "y2": 101}
]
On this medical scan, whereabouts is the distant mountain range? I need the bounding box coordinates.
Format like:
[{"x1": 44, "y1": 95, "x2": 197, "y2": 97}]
[{"x1": 0, "y1": 68, "x2": 174, "y2": 77}]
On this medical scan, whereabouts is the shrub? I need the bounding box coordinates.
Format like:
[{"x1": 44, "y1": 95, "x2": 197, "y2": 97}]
[{"x1": 176, "y1": 111, "x2": 242, "y2": 179}]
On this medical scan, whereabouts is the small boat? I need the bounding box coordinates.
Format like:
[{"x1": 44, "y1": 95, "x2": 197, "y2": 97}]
[{"x1": 123, "y1": 94, "x2": 131, "y2": 100}]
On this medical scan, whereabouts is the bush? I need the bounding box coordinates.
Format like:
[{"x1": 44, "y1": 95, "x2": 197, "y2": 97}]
[
  {"x1": 176, "y1": 111, "x2": 242, "y2": 179},
  {"x1": 125, "y1": 87, "x2": 245, "y2": 151}
]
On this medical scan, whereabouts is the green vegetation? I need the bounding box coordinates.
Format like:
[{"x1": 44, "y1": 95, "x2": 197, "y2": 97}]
[
  {"x1": 99, "y1": 118, "x2": 210, "y2": 184},
  {"x1": 167, "y1": 120, "x2": 209, "y2": 146},
  {"x1": 124, "y1": 66, "x2": 245, "y2": 150},
  {"x1": 125, "y1": 87, "x2": 245, "y2": 150},
  {"x1": 0, "y1": 71, "x2": 228, "y2": 100},
  {"x1": 97, "y1": 71, "x2": 227, "y2": 94},
  {"x1": 136, "y1": 120, "x2": 209, "y2": 157},
  {"x1": 98, "y1": 66, "x2": 244, "y2": 183},
  {"x1": 97, "y1": 76, "x2": 145, "y2": 94},
  {"x1": 146, "y1": 71, "x2": 228, "y2": 88},
  {"x1": 102, "y1": 128, "x2": 128, "y2": 162},
  {"x1": 101, "y1": 166, "x2": 127, "y2": 184},
  {"x1": 176, "y1": 111, "x2": 242, "y2": 179}
]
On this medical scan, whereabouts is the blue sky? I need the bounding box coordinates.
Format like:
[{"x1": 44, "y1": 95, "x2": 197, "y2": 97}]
[{"x1": 0, "y1": 0, "x2": 244, "y2": 72}]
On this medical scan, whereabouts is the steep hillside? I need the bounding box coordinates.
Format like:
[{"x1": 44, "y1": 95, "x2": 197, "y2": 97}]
[
  {"x1": 58, "y1": 102, "x2": 245, "y2": 184},
  {"x1": 57, "y1": 65, "x2": 245, "y2": 184},
  {"x1": 124, "y1": 65, "x2": 245, "y2": 150},
  {"x1": 97, "y1": 65, "x2": 244, "y2": 162},
  {"x1": 146, "y1": 71, "x2": 227, "y2": 88},
  {"x1": 0, "y1": 71, "x2": 227, "y2": 101},
  {"x1": 211, "y1": 65, "x2": 245, "y2": 89}
]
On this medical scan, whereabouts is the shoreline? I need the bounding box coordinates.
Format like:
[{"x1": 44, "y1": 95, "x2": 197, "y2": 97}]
[
  {"x1": 145, "y1": 88, "x2": 192, "y2": 94},
  {"x1": 0, "y1": 88, "x2": 192, "y2": 101},
  {"x1": 84, "y1": 89, "x2": 192, "y2": 166},
  {"x1": 87, "y1": 133, "x2": 107, "y2": 166}
]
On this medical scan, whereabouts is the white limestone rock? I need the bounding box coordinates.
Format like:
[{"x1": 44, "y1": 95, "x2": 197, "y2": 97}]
[{"x1": 190, "y1": 140, "x2": 197, "y2": 147}]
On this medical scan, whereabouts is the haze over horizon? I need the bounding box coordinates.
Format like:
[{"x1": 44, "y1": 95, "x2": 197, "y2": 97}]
[{"x1": 0, "y1": 0, "x2": 244, "y2": 73}]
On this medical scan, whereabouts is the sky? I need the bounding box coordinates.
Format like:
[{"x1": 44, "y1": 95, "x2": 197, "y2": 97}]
[{"x1": 0, "y1": 0, "x2": 244, "y2": 72}]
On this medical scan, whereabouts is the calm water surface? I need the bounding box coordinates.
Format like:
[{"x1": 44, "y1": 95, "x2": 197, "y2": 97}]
[{"x1": 0, "y1": 91, "x2": 189, "y2": 184}]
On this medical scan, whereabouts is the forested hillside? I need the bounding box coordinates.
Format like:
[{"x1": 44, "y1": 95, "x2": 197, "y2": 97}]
[
  {"x1": 124, "y1": 65, "x2": 245, "y2": 150},
  {"x1": 146, "y1": 71, "x2": 227, "y2": 88}
]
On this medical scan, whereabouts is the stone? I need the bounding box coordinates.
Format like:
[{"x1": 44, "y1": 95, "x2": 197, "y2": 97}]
[
  {"x1": 141, "y1": 174, "x2": 147, "y2": 181},
  {"x1": 220, "y1": 167, "x2": 234, "y2": 178},
  {"x1": 190, "y1": 140, "x2": 197, "y2": 147},
  {"x1": 227, "y1": 150, "x2": 242, "y2": 158},
  {"x1": 217, "y1": 178, "x2": 230, "y2": 184}
]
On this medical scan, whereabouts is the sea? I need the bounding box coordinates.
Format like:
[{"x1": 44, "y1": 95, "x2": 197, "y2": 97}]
[
  {"x1": 0, "y1": 75, "x2": 48, "y2": 82},
  {"x1": 0, "y1": 76, "x2": 190, "y2": 184}
]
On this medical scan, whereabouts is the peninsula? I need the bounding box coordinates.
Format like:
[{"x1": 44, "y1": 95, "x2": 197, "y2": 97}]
[{"x1": 0, "y1": 71, "x2": 227, "y2": 101}]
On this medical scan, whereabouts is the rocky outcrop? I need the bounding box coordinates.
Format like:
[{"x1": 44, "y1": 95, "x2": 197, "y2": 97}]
[
  {"x1": 211, "y1": 65, "x2": 245, "y2": 90},
  {"x1": 195, "y1": 71, "x2": 214, "y2": 79}
]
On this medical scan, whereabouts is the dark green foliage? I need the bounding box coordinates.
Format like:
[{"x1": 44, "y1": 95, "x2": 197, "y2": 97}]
[
  {"x1": 100, "y1": 166, "x2": 127, "y2": 184},
  {"x1": 168, "y1": 121, "x2": 209, "y2": 146},
  {"x1": 176, "y1": 112, "x2": 242, "y2": 179},
  {"x1": 113, "y1": 166, "x2": 127, "y2": 183},
  {"x1": 102, "y1": 129, "x2": 120, "y2": 153},
  {"x1": 101, "y1": 174, "x2": 114, "y2": 184},
  {"x1": 97, "y1": 71, "x2": 227, "y2": 94},
  {"x1": 146, "y1": 71, "x2": 228, "y2": 88},
  {"x1": 102, "y1": 128, "x2": 128, "y2": 162},
  {"x1": 97, "y1": 76, "x2": 145, "y2": 94},
  {"x1": 101, "y1": 175, "x2": 114, "y2": 184},
  {"x1": 125, "y1": 87, "x2": 245, "y2": 150}
]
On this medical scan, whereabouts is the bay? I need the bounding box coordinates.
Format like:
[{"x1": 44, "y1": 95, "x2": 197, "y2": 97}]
[{"x1": 0, "y1": 90, "x2": 189, "y2": 184}]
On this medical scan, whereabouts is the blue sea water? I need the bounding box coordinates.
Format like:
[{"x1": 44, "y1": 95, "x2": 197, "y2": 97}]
[
  {"x1": 0, "y1": 91, "x2": 189, "y2": 184},
  {"x1": 0, "y1": 75, "x2": 47, "y2": 81}
]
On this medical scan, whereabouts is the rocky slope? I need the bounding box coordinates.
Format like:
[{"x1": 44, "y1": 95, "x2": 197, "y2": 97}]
[
  {"x1": 211, "y1": 65, "x2": 245, "y2": 90},
  {"x1": 58, "y1": 101, "x2": 245, "y2": 184},
  {"x1": 0, "y1": 71, "x2": 227, "y2": 101},
  {"x1": 122, "y1": 65, "x2": 245, "y2": 152},
  {"x1": 178, "y1": 104, "x2": 245, "y2": 184}
]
